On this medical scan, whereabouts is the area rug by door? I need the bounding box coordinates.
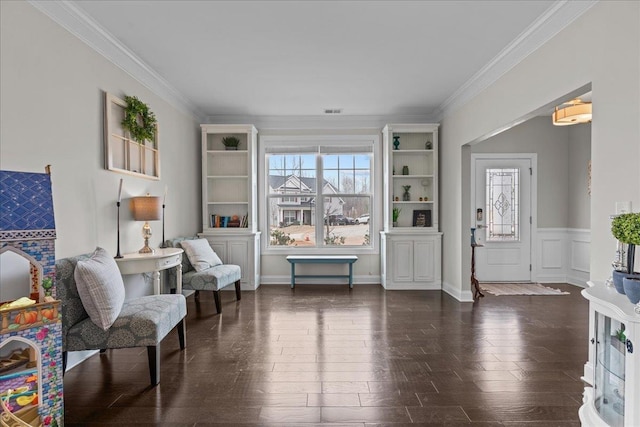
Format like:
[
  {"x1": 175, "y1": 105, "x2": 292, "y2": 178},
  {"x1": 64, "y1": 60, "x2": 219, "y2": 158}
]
[{"x1": 480, "y1": 283, "x2": 570, "y2": 296}]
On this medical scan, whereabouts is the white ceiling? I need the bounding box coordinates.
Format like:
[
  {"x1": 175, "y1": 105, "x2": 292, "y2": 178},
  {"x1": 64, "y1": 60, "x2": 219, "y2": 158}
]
[{"x1": 47, "y1": 1, "x2": 594, "y2": 120}]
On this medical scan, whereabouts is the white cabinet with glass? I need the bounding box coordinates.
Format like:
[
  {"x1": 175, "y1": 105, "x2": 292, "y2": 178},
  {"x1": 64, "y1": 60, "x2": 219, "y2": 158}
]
[
  {"x1": 200, "y1": 124, "x2": 260, "y2": 289},
  {"x1": 380, "y1": 124, "x2": 442, "y2": 289},
  {"x1": 580, "y1": 282, "x2": 640, "y2": 426}
]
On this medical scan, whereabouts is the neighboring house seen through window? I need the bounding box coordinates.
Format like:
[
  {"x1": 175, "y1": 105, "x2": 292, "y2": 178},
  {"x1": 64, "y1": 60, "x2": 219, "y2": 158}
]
[{"x1": 266, "y1": 144, "x2": 372, "y2": 248}]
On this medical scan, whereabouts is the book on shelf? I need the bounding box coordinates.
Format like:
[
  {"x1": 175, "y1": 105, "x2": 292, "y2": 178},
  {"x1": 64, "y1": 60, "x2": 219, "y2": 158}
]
[{"x1": 210, "y1": 214, "x2": 248, "y2": 228}]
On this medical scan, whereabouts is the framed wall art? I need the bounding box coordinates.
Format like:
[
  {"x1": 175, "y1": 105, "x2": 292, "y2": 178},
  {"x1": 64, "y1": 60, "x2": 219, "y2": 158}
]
[{"x1": 104, "y1": 92, "x2": 160, "y2": 180}]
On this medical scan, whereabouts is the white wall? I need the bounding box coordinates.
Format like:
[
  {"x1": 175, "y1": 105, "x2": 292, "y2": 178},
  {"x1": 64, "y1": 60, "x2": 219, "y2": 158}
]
[
  {"x1": 0, "y1": 1, "x2": 201, "y2": 258},
  {"x1": 440, "y1": 1, "x2": 639, "y2": 301},
  {"x1": 568, "y1": 123, "x2": 592, "y2": 230},
  {"x1": 1, "y1": 2, "x2": 201, "y2": 368}
]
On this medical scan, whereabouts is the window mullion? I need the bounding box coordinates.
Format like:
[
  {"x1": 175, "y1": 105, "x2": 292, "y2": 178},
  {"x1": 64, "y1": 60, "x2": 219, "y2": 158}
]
[{"x1": 316, "y1": 153, "x2": 324, "y2": 245}]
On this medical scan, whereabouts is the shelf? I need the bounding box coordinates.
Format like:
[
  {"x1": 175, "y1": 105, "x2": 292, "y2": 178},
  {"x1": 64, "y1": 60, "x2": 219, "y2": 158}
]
[
  {"x1": 206, "y1": 150, "x2": 248, "y2": 153},
  {"x1": 393, "y1": 149, "x2": 434, "y2": 153},
  {"x1": 392, "y1": 175, "x2": 434, "y2": 179},
  {"x1": 207, "y1": 202, "x2": 249, "y2": 205}
]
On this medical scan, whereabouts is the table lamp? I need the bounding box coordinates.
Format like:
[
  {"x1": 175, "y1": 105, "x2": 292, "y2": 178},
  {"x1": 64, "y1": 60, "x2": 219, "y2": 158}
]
[{"x1": 130, "y1": 194, "x2": 162, "y2": 254}]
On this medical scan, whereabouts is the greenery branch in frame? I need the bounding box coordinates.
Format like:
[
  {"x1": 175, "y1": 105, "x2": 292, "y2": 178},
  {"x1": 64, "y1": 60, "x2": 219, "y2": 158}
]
[{"x1": 122, "y1": 95, "x2": 157, "y2": 145}]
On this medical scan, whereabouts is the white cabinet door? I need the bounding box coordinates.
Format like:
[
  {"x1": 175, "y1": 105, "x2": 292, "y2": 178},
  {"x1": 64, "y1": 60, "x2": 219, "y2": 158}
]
[
  {"x1": 228, "y1": 240, "x2": 248, "y2": 281},
  {"x1": 414, "y1": 239, "x2": 435, "y2": 282},
  {"x1": 392, "y1": 240, "x2": 413, "y2": 282}
]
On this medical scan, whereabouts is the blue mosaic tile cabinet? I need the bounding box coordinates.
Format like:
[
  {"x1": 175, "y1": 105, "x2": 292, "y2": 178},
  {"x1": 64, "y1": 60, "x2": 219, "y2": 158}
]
[{"x1": 1, "y1": 169, "x2": 63, "y2": 427}]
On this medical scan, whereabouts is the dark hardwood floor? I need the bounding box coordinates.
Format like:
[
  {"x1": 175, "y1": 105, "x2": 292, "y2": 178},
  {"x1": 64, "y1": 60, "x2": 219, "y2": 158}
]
[{"x1": 63, "y1": 283, "x2": 588, "y2": 426}]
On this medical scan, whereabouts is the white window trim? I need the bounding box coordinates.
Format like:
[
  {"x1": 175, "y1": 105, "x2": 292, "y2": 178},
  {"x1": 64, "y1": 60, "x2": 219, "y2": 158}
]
[{"x1": 259, "y1": 133, "x2": 381, "y2": 255}]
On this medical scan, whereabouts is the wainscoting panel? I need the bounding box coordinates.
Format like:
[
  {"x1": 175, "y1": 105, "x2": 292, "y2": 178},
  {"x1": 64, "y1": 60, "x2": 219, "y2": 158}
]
[{"x1": 535, "y1": 228, "x2": 590, "y2": 287}]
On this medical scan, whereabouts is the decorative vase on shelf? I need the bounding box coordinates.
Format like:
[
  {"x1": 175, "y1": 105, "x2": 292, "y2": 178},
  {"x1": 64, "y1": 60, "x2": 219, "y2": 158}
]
[
  {"x1": 425, "y1": 140, "x2": 433, "y2": 150},
  {"x1": 393, "y1": 136, "x2": 400, "y2": 150},
  {"x1": 402, "y1": 185, "x2": 411, "y2": 201},
  {"x1": 402, "y1": 166, "x2": 409, "y2": 175}
]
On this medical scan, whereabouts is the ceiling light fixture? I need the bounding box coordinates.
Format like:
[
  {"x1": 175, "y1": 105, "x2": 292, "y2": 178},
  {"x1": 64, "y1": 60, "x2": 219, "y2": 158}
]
[
  {"x1": 324, "y1": 108, "x2": 342, "y2": 114},
  {"x1": 552, "y1": 98, "x2": 592, "y2": 126}
]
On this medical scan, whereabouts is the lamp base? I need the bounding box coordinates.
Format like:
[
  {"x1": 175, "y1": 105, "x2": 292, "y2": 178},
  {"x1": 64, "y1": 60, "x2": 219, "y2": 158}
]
[
  {"x1": 139, "y1": 246, "x2": 155, "y2": 254},
  {"x1": 138, "y1": 237, "x2": 155, "y2": 254}
]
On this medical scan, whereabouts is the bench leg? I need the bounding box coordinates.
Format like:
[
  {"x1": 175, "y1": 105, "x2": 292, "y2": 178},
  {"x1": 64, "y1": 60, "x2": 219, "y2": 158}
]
[
  {"x1": 213, "y1": 291, "x2": 221, "y2": 313},
  {"x1": 62, "y1": 351, "x2": 67, "y2": 375},
  {"x1": 349, "y1": 263, "x2": 353, "y2": 289},
  {"x1": 177, "y1": 319, "x2": 186, "y2": 350},
  {"x1": 235, "y1": 280, "x2": 241, "y2": 301},
  {"x1": 147, "y1": 345, "x2": 160, "y2": 386},
  {"x1": 290, "y1": 262, "x2": 296, "y2": 289}
]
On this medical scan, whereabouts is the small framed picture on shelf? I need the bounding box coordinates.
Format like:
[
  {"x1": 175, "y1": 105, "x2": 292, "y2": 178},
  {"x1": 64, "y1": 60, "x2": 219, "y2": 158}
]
[{"x1": 412, "y1": 209, "x2": 431, "y2": 227}]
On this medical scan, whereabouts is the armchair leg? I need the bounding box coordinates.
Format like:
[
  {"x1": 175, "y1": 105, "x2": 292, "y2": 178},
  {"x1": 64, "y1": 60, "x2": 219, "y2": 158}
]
[
  {"x1": 213, "y1": 291, "x2": 221, "y2": 313},
  {"x1": 62, "y1": 351, "x2": 67, "y2": 374},
  {"x1": 235, "y1": 280, "x2": 241, "y2": 301},
  {"x1": 177, "y1": 319, "x2": 186, "y2": 350},
  {"x1": 195, "y1": 290, "x2": 200, "y2": 299},
  {"x1": 147, "y1": 345, "x2": 160, "y2": 386}
]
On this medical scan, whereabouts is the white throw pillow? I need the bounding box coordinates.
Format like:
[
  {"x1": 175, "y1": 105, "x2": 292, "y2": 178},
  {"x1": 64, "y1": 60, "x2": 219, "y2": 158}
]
[
  {"x1": 180, "y1": 239, "x2": 223, "y2": 272},
  {"x1": 74, "y1": 247, "x2": 125, "y2": 331}
]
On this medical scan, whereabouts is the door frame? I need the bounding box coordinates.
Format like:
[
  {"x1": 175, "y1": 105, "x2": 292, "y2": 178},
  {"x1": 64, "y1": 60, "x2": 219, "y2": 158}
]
[{"x1": 470, "y1": 153, "x2": 538, "y2": 282}]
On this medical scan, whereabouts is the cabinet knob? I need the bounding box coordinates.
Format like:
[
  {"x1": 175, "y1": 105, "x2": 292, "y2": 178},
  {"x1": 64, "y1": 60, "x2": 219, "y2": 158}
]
[
  {"x1": 590, "y1": 338, "x2": 595, "y2": 344},
  {"x1": 627, "y1": 339, "x2": 633, "y2": 354}
]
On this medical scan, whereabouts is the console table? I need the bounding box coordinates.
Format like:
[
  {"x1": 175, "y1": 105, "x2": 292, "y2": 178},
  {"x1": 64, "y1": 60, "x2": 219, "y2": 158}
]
[{"x1": 115, "y1": 248, "x2": 183, "y2": 295}]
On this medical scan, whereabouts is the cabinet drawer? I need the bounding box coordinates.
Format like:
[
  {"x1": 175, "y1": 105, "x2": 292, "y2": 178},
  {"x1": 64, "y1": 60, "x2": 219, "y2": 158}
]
[{"x1": 156, "y1": 254, "x2": 181, "y2": 269}]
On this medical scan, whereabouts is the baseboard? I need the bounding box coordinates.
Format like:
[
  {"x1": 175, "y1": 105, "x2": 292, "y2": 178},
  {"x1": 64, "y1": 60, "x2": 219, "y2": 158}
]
[{"x1": 442, "y1": 280, "x2": 474, "y2": 302}]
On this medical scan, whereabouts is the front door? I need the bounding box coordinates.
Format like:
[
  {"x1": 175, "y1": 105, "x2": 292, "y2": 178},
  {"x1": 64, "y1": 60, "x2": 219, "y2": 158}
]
[{"x1": 472, "y1": 155, "x2": 533, "y2": 282}]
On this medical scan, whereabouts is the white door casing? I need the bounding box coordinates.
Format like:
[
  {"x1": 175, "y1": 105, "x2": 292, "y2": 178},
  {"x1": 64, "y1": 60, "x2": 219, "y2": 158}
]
[{"x1": 471, "y1": 154, "x2": 536, "y2": 282}]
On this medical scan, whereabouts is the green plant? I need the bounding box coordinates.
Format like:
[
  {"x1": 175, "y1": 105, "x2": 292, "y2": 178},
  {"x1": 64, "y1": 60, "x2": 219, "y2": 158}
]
[
  {"x1": 324, "y1": 233, "x2": 345, "y2": 245},
  {"x1": 392, "y1": 207, "x2": 401, "y2": 222},
  {"x1": 41, "y1": 276, "x2": 53, "y2": 297},
  {"x1": 270, "y1": 229, "x2": 295, "y2": 246},
  {"x1": 615, "y1": 326, "x2": 626, "y2": 342},
  {"x1": 121, "y1": 95, "x2": 157, "y2": 144},
  {"x1": 611, "y1": 213, "x2": 640, "y2": 245},
  {"x1": 612, "y1": 212, "x2": 640, "y2": 273},
  {"x1": 222, "y1": 136, "x2": 240, "y2": 148}
]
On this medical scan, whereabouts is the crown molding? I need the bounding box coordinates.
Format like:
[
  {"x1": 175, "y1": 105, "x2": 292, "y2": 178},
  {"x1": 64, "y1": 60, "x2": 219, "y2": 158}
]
[
  {"x1": 206, "y1": 114, "x2": 438, "y2": 130},
  {"x1": 434, "y1": 0, "x2": 598, "y2": 121},
  {"x1": 28, "y1": 0, "x2": 204, "y2": 122}
]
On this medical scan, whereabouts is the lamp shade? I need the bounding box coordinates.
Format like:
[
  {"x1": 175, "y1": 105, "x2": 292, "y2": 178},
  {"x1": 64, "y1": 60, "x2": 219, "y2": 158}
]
[
  {"x1": 552, "y1": 99, "x2": 592, "y2": 126},
  {"x1": 130, "y1": 195, "x2": 162, "y2": 221}
]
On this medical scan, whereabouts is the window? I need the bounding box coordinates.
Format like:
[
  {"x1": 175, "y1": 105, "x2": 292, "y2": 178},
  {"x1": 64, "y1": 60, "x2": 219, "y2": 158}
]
[
  {"x1": 264, "y1": 139, "x2": 373, "y2": 249},
  {"x1": 485, "y1": 168, "x2": 520, "y2": 241}
]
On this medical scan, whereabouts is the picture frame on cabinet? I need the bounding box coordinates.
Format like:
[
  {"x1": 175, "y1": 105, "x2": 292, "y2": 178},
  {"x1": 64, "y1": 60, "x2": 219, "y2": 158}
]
[{"x1": 412, "y1": 210, "x2": 431, "y2": 227}]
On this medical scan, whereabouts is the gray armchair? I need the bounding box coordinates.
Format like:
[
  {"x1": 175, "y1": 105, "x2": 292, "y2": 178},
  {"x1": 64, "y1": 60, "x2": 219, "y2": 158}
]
[
  {"x1": 56, "y1": 253, "x2": 186, "y2": 386},
  {"x1": 166, "y1": 237, "x2": 241, "y2": 313}
]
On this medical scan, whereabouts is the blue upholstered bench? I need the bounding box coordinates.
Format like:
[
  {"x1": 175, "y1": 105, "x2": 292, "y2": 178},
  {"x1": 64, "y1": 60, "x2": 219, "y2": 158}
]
[
  {"x1": 286, "y1": 255, "x2": 358, "y2": 289},
  {"x1": 56, "y1": 253, "x2": 186, "y2": 386},
  {"x1": 166, "y1": 237, "x2": 241, "y2": 313}
]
